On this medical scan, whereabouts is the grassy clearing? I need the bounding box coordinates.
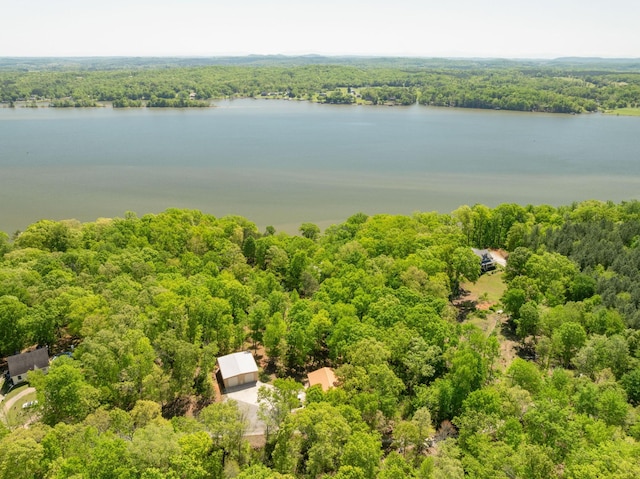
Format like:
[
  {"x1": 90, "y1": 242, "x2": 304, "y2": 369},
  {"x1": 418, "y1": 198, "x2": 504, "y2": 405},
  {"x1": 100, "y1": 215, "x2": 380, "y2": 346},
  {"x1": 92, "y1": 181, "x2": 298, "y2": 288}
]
[
  {"x1": 462, "y1": 270, "x2": 506, "y2": 305},
  {"x1": 465, "y1": 314, "x2": 492, "y2": 332},
  {"x1": 459, "y1": 271, "x2": 516, "y2": 370},
  {"x1": 604, "y1": 107, "x2": 640, "y2": 117}
]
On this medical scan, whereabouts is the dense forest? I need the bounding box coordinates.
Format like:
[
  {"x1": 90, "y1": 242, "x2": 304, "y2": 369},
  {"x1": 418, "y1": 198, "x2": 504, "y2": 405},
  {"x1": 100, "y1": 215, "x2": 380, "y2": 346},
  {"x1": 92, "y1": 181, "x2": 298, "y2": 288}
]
[
  {"x1": 1, "y1": 56, "x2": 640, "y2": 113},
  {"x1": 1, "y1": 200, "x2": 640, "y2": 478}
]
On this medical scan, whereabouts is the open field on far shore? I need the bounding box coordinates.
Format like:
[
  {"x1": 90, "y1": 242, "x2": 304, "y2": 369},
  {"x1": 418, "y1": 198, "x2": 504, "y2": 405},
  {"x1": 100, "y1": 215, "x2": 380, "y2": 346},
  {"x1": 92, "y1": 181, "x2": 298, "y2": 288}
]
[{"x1": 605, "y1": 107, "x2": 640, "y2": 116}]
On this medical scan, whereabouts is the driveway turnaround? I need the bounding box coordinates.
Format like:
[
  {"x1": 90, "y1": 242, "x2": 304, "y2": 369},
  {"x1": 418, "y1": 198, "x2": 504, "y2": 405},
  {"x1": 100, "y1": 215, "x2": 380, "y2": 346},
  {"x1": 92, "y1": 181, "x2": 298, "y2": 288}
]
[
  {"x1": 1, "y1": 387, "x2": 36, "y2": 417},
  {"x1": 223, "y1": 381, "x2": 273, "y2": 436}
]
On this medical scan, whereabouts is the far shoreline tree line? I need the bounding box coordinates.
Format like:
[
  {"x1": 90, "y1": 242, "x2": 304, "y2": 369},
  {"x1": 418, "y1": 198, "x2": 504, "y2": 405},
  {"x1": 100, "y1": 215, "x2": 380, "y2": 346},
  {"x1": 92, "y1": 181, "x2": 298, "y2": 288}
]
[{"x1": 1, "y1": 58, "x2": 639, "y2": 113}]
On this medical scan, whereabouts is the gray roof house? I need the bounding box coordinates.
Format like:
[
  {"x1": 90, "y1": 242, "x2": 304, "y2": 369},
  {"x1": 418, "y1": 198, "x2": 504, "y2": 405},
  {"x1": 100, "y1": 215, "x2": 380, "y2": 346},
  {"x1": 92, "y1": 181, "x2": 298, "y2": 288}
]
[
  {"x1": 7, "y1": 348, "x2": 49, "y2": 385},
  {"x1": 471, "y1": 248, "x2": 496, "y2": 273}
]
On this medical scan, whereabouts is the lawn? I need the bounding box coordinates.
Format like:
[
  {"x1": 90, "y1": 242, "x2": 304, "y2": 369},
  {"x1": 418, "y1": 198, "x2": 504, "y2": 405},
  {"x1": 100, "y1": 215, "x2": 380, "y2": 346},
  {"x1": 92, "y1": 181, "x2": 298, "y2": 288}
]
[
  {"x1": 461, "y1": 270, "x2": 506, "y2": 306},
  {"x1": 1, "y1": 384, "x2": 37, "y2": 428},
  {"x1": 6, "y1": 391, "x2": 38, "y2": 426},
  {"x1": 458, "y1": 272, "x2": 519, "y2": 371}
]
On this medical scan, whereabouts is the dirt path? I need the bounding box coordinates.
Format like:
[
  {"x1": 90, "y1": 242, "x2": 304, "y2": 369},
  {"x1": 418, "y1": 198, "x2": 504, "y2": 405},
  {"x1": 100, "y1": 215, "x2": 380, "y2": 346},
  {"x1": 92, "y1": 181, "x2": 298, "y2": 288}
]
[
  {"x1": 468, "y1": 312, "x2": 517, "y2": 371},
  {"x1": 1, "y1": 387, "x2": 36, "y2": 416},
  {"x1": 492, "y1": 313, "x2": 518, "y2": 371},
  {"x1": 484, "y1": 313, "x2": 499, "y2": 336}
]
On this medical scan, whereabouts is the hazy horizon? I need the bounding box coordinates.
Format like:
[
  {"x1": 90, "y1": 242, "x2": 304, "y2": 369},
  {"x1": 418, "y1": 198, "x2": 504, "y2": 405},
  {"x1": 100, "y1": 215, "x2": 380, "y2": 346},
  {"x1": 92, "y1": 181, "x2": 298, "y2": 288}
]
[
  {"x1": 1, "y1": 1, "x2": 638, "y2": 59},
  {"x1": 1, "y1": 54, "x2": 639, "y2": 61}
]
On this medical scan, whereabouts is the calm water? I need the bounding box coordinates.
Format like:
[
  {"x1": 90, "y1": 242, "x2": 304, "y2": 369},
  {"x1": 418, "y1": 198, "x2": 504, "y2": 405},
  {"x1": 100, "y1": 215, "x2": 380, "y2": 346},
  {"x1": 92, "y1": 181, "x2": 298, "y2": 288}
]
[{"x1": 1, "y1": 99, "x2": 639, "y2": 234}]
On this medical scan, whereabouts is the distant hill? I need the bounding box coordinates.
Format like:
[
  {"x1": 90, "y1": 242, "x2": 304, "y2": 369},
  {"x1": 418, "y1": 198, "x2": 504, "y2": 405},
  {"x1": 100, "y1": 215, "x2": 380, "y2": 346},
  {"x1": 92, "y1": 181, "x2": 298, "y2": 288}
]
[{"x1": 1, "y1": 55, "x2": 639, "y2": 71}]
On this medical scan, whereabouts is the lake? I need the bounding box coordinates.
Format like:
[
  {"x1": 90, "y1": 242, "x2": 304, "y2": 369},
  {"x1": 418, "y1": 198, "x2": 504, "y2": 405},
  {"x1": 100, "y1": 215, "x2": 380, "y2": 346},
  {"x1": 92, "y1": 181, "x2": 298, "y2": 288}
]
[{"x1": 1, "y1": 99, "x2": 639, "y2": 235}]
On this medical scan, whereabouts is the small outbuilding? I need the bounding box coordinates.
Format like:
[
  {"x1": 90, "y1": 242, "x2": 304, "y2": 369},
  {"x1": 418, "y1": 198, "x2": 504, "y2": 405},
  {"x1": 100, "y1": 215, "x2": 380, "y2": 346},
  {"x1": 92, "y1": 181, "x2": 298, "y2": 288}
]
[
  {"x1": 7, "y1": 348, "x2": 49, "y2": 386},
  {"x1": 307, "y1": 367, "x2": 337, "y2": 392},
  {"x1": 217, "y1": 351, "x2": 259, "y2": 390}
]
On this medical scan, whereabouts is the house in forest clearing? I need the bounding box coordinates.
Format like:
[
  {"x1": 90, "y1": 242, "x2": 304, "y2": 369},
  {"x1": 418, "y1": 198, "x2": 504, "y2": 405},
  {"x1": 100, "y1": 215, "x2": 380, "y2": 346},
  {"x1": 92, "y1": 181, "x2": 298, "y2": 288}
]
[
  {"x1": 217, "y1": 351, "x2": 259, "y2": 390},
  {"x1": 471, "y1": 248, "x2": 496, "y2": 273},
  {"x1": 307, "y1": 367, "x2": 337, "y2": 392},
  {"x1": 6, "y1": 348, "x2": 49, "y2": 386}
]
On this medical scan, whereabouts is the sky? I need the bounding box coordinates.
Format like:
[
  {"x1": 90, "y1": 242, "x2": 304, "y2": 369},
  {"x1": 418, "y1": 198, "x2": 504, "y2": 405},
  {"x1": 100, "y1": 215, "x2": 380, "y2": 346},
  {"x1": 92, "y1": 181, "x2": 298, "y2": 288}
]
[{"x1": 1, "y1": 0, "x2": 638, "y2": 59}]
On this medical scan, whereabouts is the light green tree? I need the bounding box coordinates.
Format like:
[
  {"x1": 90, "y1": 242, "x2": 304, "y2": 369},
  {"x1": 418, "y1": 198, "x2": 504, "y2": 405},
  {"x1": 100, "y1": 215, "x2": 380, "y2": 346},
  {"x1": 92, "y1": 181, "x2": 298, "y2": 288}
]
[
  {"x1": 30, "y1": 357, "x2": 100, "y2": 425},
  {"x1": 299, "y1": 223, "x2": 320, "y2": 241},
  {"x1": 0, "y1": 295, "x2": 27, "y2": 356},
  {"x1": 341, "y1": 431, "x2": 382, "y2": 479},
  {"x1": 257, "y1": 379, "x2": 302, "y2": 441},
  {"x1": 0, "y1": 434, "x2": 45, "y2": 479},
  {"x1": 552, "y1": 322, "x2": 587, "y2": 367},
  {"x1": 199, "y1": 400, "x2": 248, "y2": 459}
]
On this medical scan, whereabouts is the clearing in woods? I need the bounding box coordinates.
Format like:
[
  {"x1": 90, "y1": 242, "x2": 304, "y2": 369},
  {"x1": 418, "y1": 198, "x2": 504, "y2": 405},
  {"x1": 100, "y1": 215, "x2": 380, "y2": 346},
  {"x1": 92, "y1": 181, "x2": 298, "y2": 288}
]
[{"x1": 459, "y1": 269, "x2": 518, "y2": 370}]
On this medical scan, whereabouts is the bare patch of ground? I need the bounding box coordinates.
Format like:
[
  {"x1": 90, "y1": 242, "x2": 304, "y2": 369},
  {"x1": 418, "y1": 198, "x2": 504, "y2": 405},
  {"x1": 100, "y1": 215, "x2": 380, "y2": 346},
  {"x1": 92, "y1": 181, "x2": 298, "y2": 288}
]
[
  {"x1": 245, "y1": 434, "x2": 267, "y2": 448},
  {"x1": 212, "y1": 375, "x2": 223, "y2": 403},
  {"x1": 495, "y1": 314, "x2": 519, "y2": 370},
  {"x1": 489, "y1": 249, "x2": 508, "y2": 267}
]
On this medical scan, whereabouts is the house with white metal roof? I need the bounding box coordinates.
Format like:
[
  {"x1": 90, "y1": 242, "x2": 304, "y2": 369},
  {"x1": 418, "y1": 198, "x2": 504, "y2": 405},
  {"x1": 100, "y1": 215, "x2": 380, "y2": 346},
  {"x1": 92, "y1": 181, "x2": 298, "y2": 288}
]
[{"x1": 217, "y1": 351, "x2": 259, "y2": 390}]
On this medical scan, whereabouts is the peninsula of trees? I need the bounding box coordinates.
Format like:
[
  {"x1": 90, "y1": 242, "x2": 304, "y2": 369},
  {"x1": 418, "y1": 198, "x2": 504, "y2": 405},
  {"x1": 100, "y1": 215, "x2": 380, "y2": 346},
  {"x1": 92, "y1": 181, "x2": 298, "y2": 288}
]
[
  {"x1": 1, "y1": 56, "x2": 640, "y2": 113},
  {"x1": 1, "y1": 200, "x2": 640, "y2": 478}
]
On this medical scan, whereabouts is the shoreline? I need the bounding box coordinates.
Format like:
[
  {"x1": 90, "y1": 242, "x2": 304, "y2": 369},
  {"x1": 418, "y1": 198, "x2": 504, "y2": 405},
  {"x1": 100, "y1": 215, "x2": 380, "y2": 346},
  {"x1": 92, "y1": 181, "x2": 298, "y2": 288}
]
[{"x1": 0, "y1": 97, "x2": 615, "y2": 115}]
